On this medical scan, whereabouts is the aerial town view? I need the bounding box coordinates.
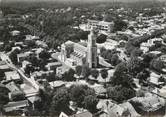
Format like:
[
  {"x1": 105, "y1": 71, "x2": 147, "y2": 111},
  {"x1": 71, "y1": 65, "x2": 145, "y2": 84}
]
[{"x1": 0, "y1": 0, "x2": 166, "y2": 116}]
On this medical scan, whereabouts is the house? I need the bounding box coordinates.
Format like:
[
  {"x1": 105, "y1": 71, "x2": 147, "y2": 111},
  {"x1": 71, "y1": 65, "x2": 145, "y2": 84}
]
[
  {"x1": 3, "y1": 100, "x2": 29, "y2": 112},
  {"x1": 17, "y1": 52, "x2": 31, "y2": 63},
  {"x1": 15, "y1": 42, "x2": 24, "y2": 46},
  {"x1": 149, "y1": 72, "x2": 162, "y2": 86},
  {"x1": 90, "y1": 84, "x2": 106, "y2": 97},
  {"x1": 0, "y1": 61, "x2": 11, "y2": 72},
  {"x1": 130, "y1": 95, "x2": 165, "y2": 114},
  {"x1": 6, "y1": 81, "x2": 25, "y2": 101},
  {"x1": 157, "y1": 86, "x2": 166, "y2": 98},
  {"x1": 45, "y1": 62, "x2": 62, "y2": 71},
  {"x1": 31, "y1": 70, "x2": 54, "y2": 80},
  {"x1": 12, "y1": 46, "x2": 21, "y2": 51},
  {"x1": 22, "y1": 60, "x2": 31, "y2": 69},
  {"x1": 160, "y1": 54, "x2": 166, "y2": 63},
  {"x1": 0, "y1": 41, "x2": 4, "y2": 47},
  {"x1": 25, "y1": 35, "x2": 40, "y2": 41},
  {"x1": 11, "y1": 30, "x2": 20, "y2": 36},
  {"x1": 20, "y1": 83, "x2": 38, "y2": 98},
  {"x1": 97, "y1": 69, "x2": 114, "y2": 84},
  {"x1": 96, "y1": 100, "x2": 140, "y2": 117},
  {"x1": 0, "y1": 83, "x2": 9, "y2": 95},
  {"x1": 56, "y1": 66, "x2": 70, "y2": 77},
  {"x1": 49, "y1": 81, "x2": 66, "y2": 89},
  {"x1": 59, "y1": 111, "x2": 93, "y2": 117},
  {"x1": 5, "y1": 71, "x2": 21, "y2": 82},
  {"x1": 35, "y1": 40, "x2": 48, "y2": 48},
  {"x1": 87, "y1": 19, "x2": 114, "y2": 33}
]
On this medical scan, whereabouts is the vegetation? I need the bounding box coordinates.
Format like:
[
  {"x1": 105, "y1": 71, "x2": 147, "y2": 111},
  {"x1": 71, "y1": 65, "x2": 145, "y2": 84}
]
[
  {"x1": 100, "y1": 47, "x2": 121, "y2": 66},
  {"x1": 91, "y1": 69, "x2": 99, "y2": 79}
]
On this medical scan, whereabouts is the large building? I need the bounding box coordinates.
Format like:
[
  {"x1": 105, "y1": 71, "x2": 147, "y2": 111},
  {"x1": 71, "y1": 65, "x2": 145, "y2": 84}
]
[
  {"x1": 60, "y1": 29, "x2": 98, "y2": 68},
  {"x1": 87, "y1": 19, "x2": 114, "y2": 33}
]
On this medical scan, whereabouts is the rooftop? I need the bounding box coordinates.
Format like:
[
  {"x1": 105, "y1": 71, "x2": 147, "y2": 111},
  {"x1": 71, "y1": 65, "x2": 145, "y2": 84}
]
[
  {"x1": 3, "y1": 100, "x2": 29, "y2": 112},
  {"x1": 5, "y1": 71, "x2": 20, "y2": 81}
]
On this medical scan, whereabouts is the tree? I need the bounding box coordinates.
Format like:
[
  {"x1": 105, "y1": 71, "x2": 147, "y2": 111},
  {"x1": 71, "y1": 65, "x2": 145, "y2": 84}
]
[
  {"x1": 24, "y1": 40, "x2": 36, "y2": 47},
  {"x1": 100, "y1": 69, "x2": 108, "y2": 87},
  {"x1": 150, "y1": 59, "x2": 165, "y2": 72},
  {"x1": 142, "y1": 53, "x2": 156, "y2": 68},
  {"x1": 83, "y1": 95, "x2": 99, "y2": 113},
  {"x1": 39, "y1": 50, "x2": 51, "y2": 60},
  {"x1": 78, "y1": 31, "x2": 89, "y2": 40},
  {"x1": 107, "y1": 85, "x2": 135, "y2": 103},
  {"x1": 9, "y1": 48, "x2": 20, "y2": 65},
  {"x1": 27, "y1": 54, "x2": 39, "y2": 67},
  {"x1": 24, "y1": 65, "x2": 35, "y2": 75},
  {"x1": 100, "y1": 69, "x2": 108, "y2": 79},
  {"x1": 69, "y1": 85, "x2": 95, "y2": 107},
  {"x1": 0, "y1": 85, "x2": 9, "y2": 115},
  {"x1": 81, "y1": 65, "x2": 91, "y2": 79},
  {"x1": 96, "y1": 34, "x2": 107, "y2": 44},
  {"x1": 127, "y1": 57, "x2": 144, "y2": 77},
  {"x1": 111, "y1": 62, "x2": 135, "y2": 89},
  {"x1": 111, "y1": 54, "x2": 121, "y2": 66},
  {"x1": 35, "y1": 82, "x2": 52, "y2": 115},
  {"x1": 91, "y1": 69, "x2": 99, "y2": 79},
  {"x1": 50, "y1": 88, "x2": 70, "y2": 116},
  {"x1": 62, "y1": 68, "x2": 75, "y2": 82},
  {"x1": 113, "y1": 19, "x2": 128, "y2": 32},
  {"x1": 131, "y1": 48, "x2": 143, "y2": 57},
  {"x1": 136, "y1": 69, "x2": 150, "y2": 85},
  {"x1": 4, "y1": 44, "x2": 12, "y2": 52},
  {"x1": 75, "y1": 65, "x2": 82, "y2": 79}
]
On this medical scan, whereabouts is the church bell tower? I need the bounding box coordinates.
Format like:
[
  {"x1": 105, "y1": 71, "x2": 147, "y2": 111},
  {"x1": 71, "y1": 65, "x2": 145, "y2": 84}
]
[{"x1": 87, "y1": 28, "x2": 98, "y2": 68}]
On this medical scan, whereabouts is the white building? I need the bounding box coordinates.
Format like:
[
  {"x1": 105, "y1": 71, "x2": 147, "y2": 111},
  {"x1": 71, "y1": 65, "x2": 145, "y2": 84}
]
[{"x1": 87, "y1": 19, "x2": 114, "y2": 33}]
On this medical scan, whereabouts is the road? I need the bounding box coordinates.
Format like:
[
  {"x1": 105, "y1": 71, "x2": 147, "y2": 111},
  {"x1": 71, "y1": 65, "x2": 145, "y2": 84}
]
[{"x1": 0, "y1": 53, "x2": 39, "y2": 91}]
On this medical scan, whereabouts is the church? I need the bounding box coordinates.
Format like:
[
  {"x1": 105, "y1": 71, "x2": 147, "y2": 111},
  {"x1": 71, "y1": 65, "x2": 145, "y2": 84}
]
[{"x1": 60, "y1": 29, "x2": 98, "y2": 68}]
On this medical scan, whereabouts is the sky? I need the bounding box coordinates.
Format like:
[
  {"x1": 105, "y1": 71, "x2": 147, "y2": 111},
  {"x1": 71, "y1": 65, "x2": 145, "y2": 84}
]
[{"x1": 1, "y1": 0, "x2": 165, "y2": 2}]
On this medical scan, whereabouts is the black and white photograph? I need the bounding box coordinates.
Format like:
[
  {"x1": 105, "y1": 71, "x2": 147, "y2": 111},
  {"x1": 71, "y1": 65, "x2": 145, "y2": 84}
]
[{"x1": 0, "y1": 0, "x2": 166, "y2": 116}]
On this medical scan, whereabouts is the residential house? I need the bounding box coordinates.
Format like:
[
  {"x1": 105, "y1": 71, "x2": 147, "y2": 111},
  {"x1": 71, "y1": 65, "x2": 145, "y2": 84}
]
[
  {"x1": 87, "y1": 19, "x2": 114, "y2": 33},
  {"x1": 160, "y1": 54, "x2": 166, "y2": 63},
  {"x1": 0, "y1": 61, "x2": 11, "y2": 72},
  {"x1": 5, "y1": 71, "x2": 21, "y2": 82},
  {"x1": 11, "y1": 30, "x2": 20, "y2": 36},
  {"x1": 96, "y1": 100, "x2": 140, "y2": 117},
  {"x1": 45, "y1": 62, "x2": 62, "y2": 71},
  {"x1": 149, "y1": 72, "x2": 163, "y2": 86},
  {"x1": 12, "y1": 46, "x2": 21, "y2": 51},
  {"x1": 35, "y1": 40, "x2": 48, "y2": 48},
  {"x1": 59, "y1": 111, "x2": 93, "y2": 117},
  {"x1": 56, "y1": 66, "x2": 70, "y2": 77},
  {"x1": 25, "y1": 35, "x2": 40, "y2": 41},
  {"x1": 130, "y1": 95, "x2": 165, "y2": 115},
  {"x1": 90, "y1": 84, "x2": 107, "y2": 97},
  {"x1": 3, "y1": 100, "x2": 29, "y2": 113},
  {"x1": 17, "y1": 52, "x2": 31, "y2": 63},
  {"x1": 49, "y1": 81, "x2": 66, "y2": 89},
  {"x1": 20, "y1": 83, "x2": 38, "y2": 98},
  {"x1": 6, "y1": 81, "x2": 25, "y2": 101},
  {"x1": 31, "y1": 70, "x2": 54, "y2": 80},
  {"x1": 15, "y1": 42, "x2": 24, "y2": 46},
  {"x1": 22, "y1": 60, "x2": 31, "y2": 69}
]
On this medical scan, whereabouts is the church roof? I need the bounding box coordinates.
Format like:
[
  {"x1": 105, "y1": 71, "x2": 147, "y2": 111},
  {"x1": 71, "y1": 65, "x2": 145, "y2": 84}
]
[
  {"x1": 78, "y1": 42, "x2": 87, "y2": 47},
  {"x1": 74, "y1": 43, "x2": 87, "y2": 52},
  {"x1": 65, "y1": 40, "x2": 75, "y2": 46}
]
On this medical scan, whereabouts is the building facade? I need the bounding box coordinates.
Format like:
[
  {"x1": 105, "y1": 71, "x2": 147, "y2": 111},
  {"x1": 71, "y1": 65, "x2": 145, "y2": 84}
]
[
  {"x1": 87, "y1": 30, "x2": 98, "y2": 68},
  {"x1": 87, "y1": 19, "x2": 114, "y2": 33},
  {"x1": 60, "y1": 29, "x2": 98, "y2": 68}
]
